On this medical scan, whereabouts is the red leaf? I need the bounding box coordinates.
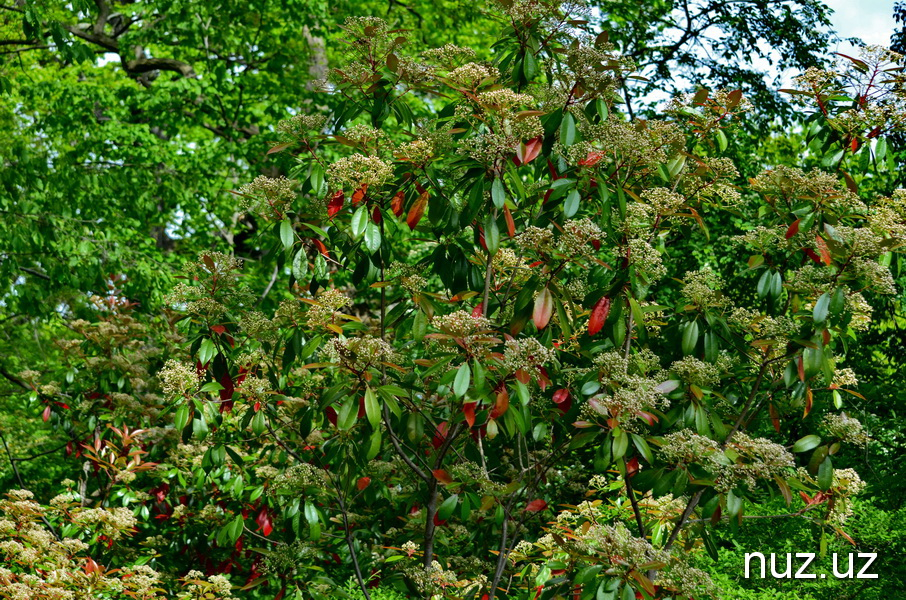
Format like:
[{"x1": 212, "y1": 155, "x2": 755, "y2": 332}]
[
  {"x1": 327, "y1": 190, "x2": 344, "y2": 218},
  {"x1": 325, "y1": 406, "x2": 337, "y2": 427},
  {"x1": 797, "y1": 355, "x2": 805, "y2": 382},
  {"x1": 372, "y1": 205, "x2": 382, "y2": 224},
  {"x1": 588, "y1": 296, "x2": 611, "y2": 336},
  {"x1": 432, "y1": 469, "x2": 453, "y2": 485},
  {"x1": 515, "y1": 136, "x2": 543, "y2": 165},
  {"x1": 356, "y1": 477, "x2": 371, "y2": 490},
  {"x1": 211, "y1": 325, "x2": 227, "y2": 335},
  {"x1": 472, "y1": 303, "x2": 484, "y2": 318},
  {"x1": 256, "y1": 509, "x2": 273, "y2": 536},
  {"x1": 219, "y1": 371, "x2": 235, "y2": 413},
  {"x1": 816, "y1": 235, "x2": 831, "y2": 265},
  {"x1": 533, "y1": 287, "x2": 554, "y2": 329},
  {"x1": 42, "y1": 405, "x2": 51, "y2": 422},
  {"x1": 431, "y1": 421, "x2": 449, "y2": 449},
  {"x1": 537, "y1": 366, "x2": 550, "y2": 391},
  {"x1": 312, "y1": 239, "x2": 330, "y2": 258},
  {"x1": 769, "y1": 403, "x2": 781, "y2": 433},
  {"x1": 803, "y1": 387, "x2": 813, "y2": 418},
  {"x1": 525, "y1": 499, "x2": 547, "y2": 513},
  {"x1": 503, "y1": 205, "x2": 516, "y2": 237},
  {"x1": 785, "y1": 219, "x2": 800, "y2": 239},
  {"x1": 552, "y1": 388, "x2": 571, "y2": 414},
  {"x1": 803, "y1": 248, "x2": 823, "y2": 264},
  {"x1": 433, "y1": 513, "x2": 446, "y2": 527},
  {"x1": 515, "y1": 369, "x2": 531, "y2": 385},
  {"x1": 390, "y1": 191, "x2": 405, "y2": 217},
  {"x1": 578, "y1": 151, "x2": 605, "y2": 167},
  {"x1": 553, "y1": 389, "x2": 570, "y2": 405},
  {"x1": 84, "y1": 557, "x2": 100, "y2": 575},
  {"x1": 463, "y1": 402, "x2": 476, "y2": 428},
  {"x1": 407, "y1": 190, "x2": 429, "y2": 230},
  {"x1": 266, "y1": 142, "x2": 293, "y2": 155},
  {"x1": 626, "y1": 457, "x2": 639, "y2": 477},
  {"x1": 490, "y1": 388, "x2": 509, "y2": 420},
  {"x1": 352, "y1": 184, "x2": 368, "y2": 205},
  {"x1": 850, "y1": 138, "x2": 859, "y2": 153}
]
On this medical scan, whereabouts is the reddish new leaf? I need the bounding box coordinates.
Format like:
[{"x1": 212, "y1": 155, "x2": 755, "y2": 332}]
[
  {"x1": 816, "y1": 235, "x2": 831, "y2": 265},
  {"x1": 356, "y1": 477, "x2": 371, "y2": 490},
  {"x1": 372, "y1": 205, "x2": 382, "y2": 224},
  {"x1": 407, "y1": 190, "x2": 429, "y2": 230},
  {"x1": 533, "y1": 286, "x2": 554, "y2": 329},
  {"x1": 578, "y1": 151, "x2": 605, "y2": 167},
  {"x1": 352, "y1": 184, "x2": 368, "y2": 205},
  {"x1": 785, "y1": 219, "x2": 800, "y2": 239},
  {"x1": 390, "y1": 191, "x2": 405, "y2": 217},
  {"x1": 463, "y1": 402, "x2": 477, "y2": 428},
  {"x1": 312, "y1": 239, "x2": 330, "y2": 258},
  {"x1": 431, "y1": 421, "x2": 449, "y2": 450},
  {"x1": 588, "y1": 296, "x2": 611, "y2": 336},
  {"x1": 432, "y1": 469, "x2": 453, "y2": 485},
  {"x1": 472, "y1": 303, "x2": 484, "y2": 318},
  {"x1": 490, "y1": 388, "x2": 509, "y2": 419},
  {"x1": 525, "y1": 499, "x2": 547, "y2": 513},
  {"x1": 514, "y1": 136, "x2": 543, "y2": 165},
  {"x1": 327, "y1": 190, "x2": 344, "y2": 218},
  {"x1": 211, "y1": 325, "x2": 227, "y2": 335},
  {"x1": 503, "y1": 204, "x2": 516, "y2": 237},
  {"x1": 266, "y1": 142, "x2": 293, "y2": 155},
  {"x1": 626, "y1": 457, "x2": 639, "y2": 477},
  {"x1": 256, "y1": 508, "x2": 273, "y2": 536}
]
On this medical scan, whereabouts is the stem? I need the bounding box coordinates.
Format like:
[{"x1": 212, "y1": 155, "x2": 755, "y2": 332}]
[
  {"x1": 625, "y1": 474, "x2": 645, "y2": 539},
  {"x1": 338, "y1": 492, "x2": 372, "y2": 600}
]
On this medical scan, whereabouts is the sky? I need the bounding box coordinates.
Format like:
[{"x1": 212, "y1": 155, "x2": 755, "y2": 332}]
[{"x1": 823, "y1": 0, "x2": 898, "y2": 53}]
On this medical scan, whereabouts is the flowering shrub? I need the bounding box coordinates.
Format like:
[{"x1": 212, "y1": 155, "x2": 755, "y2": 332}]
[{"x1": 8, "y1": 1, "x2": 906, "y2": 599}]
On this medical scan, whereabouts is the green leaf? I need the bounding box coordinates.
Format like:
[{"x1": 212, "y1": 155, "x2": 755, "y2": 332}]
[
  {"x1": 413, "y1": 310, "x2": 427, "y2": 341},
  {"x1": 756, "y1": 270, "x2": 771, "y2": 298},
  {"x1": 292, "y1": 248, "x2": 309, "y2": 283},
  {"x1": 564, "y1": 189, "x2": 580, "y2": 217},
  {"x1": 337, "y1": 397, "x2": 357, "y2": 431},
  {"x1": 793, "y1": 434, "x2": 821, "y2": 453},
  {"x1": 817, "y1": 455, "x2": 833, "y2": 490},
  {"x1": 351, "y1": 206, "x2": 368, "y2": 238},
  {"x1": 726, "y1": 489, "x2": 742, "y2": 517},
  {"x1": 198, "y1": 338, "x2": 217, "y2": 365},
  {"x1": 454, "y1": 363, "x2": 471, "y2": 398},
  {"x1": 437, "y1": 494, "x2": 459, "y2": 521},
  {"x1": 280, "y1": 219, "x2": 294, "y2": 249},
  {"x1": 251, "y1": 410, "x2": 266, "y2": 436},
  {"x1": 559, "y1": 111, "x2": 577, "y2": 146},
  {"x1": 681, "y1": 320, "x2": 699, "y2": 355},
  {"x1": 715, "y1": 129, "x2": 728, "y2": 152},
  {"x1": 813, "y1": 292, "x2": 830, "y2": 323},
  {"x1": 314, "y1": 253, "x2": 328, "y2": 280},
  {"x1": 491, "y1": 177, "x2": 506, "y2": 209},
  {"x1": 199, "y1": 381, "x2": 224, "y2": 393},
  {"x1": 174, "y1": 404, "x2": 190, "y2": 431},
  {"x1": 364, "y1": 387, "x2": 380, "y2": 428},
  {"x1": 484, "y1": 214, "x2": 500, "y2": 255},
  {"x1": 612, "y1": 429, "x2": 628, "y2": 460},
  {"x1": 364, "y1": 221, "x2": 381, "y2": 254}
]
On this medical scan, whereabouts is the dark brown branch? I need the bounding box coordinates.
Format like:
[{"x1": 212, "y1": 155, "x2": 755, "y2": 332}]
[{"x1": 124, "y1": 57, "x2": 196, "y2": 78}]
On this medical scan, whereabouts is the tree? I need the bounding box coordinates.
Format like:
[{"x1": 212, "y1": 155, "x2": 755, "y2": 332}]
[{"x1": 3, "y1": 1, "x2": 905, "y2": 599}]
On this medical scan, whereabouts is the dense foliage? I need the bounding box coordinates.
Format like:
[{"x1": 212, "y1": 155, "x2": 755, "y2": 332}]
[{"x1": 2, "y1": 1, "x2": 905, "y2": 600}]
